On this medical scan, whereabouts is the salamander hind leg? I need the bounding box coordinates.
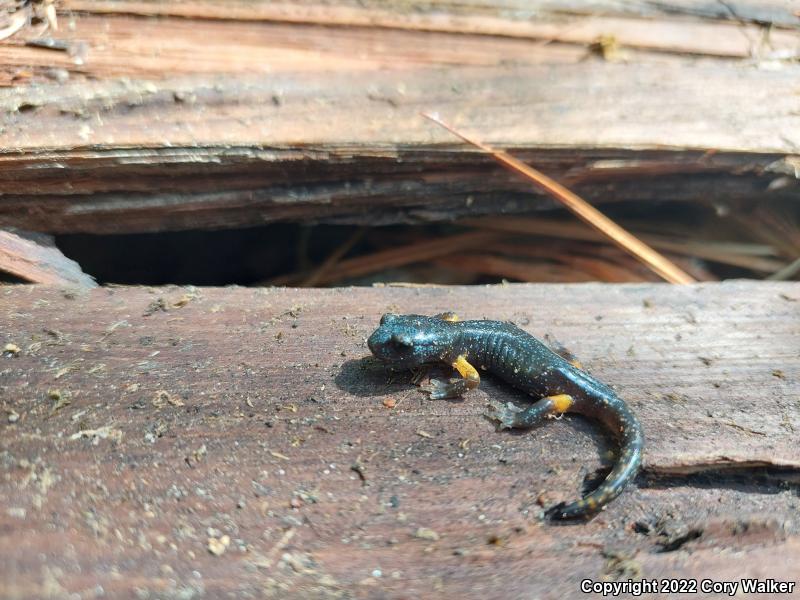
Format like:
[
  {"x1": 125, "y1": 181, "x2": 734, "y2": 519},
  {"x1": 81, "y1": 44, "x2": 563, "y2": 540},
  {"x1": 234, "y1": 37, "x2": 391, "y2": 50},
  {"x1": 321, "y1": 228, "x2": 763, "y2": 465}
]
[
  {"x1": 544, "y1": 334, "x2": 583, "y2": 370},
  {"x1": 487, "y1": 394, "x2": 574, "y2": 430},
  {"x1": 420, "y1": 355, "x2": 479, "y2": 400}
]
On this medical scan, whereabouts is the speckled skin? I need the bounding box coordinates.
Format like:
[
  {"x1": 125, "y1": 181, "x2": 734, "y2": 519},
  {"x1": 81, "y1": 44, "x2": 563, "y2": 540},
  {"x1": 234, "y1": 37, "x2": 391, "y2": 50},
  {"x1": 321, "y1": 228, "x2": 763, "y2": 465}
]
[{"x1": 367, "y1": 313, "x2": 644, "y2": 519}]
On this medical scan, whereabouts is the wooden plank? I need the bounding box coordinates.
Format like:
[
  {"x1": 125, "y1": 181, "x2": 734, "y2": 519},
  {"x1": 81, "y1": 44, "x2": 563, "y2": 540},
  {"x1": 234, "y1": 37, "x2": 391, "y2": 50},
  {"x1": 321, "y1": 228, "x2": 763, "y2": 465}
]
[
  {"x1": 47, "y1": 1, "x2": 800, "y2": 60},
  {"x1": 1, "y1": 65, "x2": 798, "y2": 233},
  {"x1": 61, "y1": 0, "x2": 800, "y2": 31},
  {"x1": 0, "y1": 2, "x2": 798, "y2": 233},
  {"x1": 0, "y1": 229, "x2": 96, "y2": 287},
  {"x1": 1, "y1": 282, "x2": 798, "y2": 598}
]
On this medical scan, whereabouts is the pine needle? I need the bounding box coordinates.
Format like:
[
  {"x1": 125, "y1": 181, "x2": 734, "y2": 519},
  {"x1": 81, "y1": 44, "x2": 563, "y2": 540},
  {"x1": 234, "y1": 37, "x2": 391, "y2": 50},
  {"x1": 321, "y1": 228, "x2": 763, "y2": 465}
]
[{"x1": 422, "y1": 112, "x2": 696, "y2": 284}]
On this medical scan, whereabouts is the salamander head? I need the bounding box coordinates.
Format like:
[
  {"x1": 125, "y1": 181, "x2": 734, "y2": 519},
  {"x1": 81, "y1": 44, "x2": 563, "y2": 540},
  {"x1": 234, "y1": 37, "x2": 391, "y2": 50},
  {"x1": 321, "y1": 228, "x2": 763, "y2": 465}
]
[{"x1": 368, "y1": 313, "x2": 456, "y2": 368}]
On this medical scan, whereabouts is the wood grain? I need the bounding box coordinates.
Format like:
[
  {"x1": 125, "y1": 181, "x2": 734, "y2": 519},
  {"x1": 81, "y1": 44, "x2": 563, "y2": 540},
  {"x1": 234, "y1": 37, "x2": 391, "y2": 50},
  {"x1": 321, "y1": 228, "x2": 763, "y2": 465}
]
[
  {"x1": 1, "y1": 282, "x2": 798, "y2": 598},
  {"x1": 1, "y1": 65, "x2": 798, "y2": 233},
  {"x1": 0, "y1": 1, "x2": 797, "y2": 233},
  {"x1": 61, "y1": 0, "x2": 800, "y2": 33}
]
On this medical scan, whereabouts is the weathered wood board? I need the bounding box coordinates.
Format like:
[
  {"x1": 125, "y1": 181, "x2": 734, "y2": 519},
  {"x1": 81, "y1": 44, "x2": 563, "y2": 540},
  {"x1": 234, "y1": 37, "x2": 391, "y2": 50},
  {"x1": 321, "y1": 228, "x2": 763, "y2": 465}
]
[
  {"x1": 0, "y1": 0, "x2": 798, "y2": 233},
  {"x1": 1, "y1": 282, "x2": 799, "y2": 598}
]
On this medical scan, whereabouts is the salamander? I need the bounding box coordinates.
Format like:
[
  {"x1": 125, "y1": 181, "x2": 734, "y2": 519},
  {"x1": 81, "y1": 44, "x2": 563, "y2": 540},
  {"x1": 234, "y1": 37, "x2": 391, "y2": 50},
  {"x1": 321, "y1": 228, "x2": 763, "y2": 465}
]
[{"x1": 367, "y1": 312, "x2": 644, "y2": 519}]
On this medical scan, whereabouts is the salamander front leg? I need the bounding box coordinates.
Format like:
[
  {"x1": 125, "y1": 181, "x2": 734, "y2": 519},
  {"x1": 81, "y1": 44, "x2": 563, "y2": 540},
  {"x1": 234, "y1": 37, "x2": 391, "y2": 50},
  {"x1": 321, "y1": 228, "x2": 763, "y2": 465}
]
[
  {"x1": 487, "y1": 394, "x2": 574, "y2": 429},
  {"x1": 420, "y1": 355, "x2": 480, "y2": 400}
]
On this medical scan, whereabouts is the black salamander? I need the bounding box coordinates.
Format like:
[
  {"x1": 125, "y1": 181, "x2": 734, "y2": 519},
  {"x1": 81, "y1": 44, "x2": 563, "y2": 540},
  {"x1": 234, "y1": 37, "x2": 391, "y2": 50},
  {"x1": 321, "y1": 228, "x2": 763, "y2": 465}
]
[{"x1": 367, "y1": 312, "x2": 644, "y2": 519}]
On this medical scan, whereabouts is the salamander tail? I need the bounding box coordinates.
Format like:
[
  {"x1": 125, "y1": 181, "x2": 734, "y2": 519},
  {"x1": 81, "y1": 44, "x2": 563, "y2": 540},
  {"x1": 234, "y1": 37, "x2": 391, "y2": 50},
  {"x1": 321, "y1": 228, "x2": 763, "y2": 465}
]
[{"x1": 549, "y1": 410, "x2": 644, "y2": 520}]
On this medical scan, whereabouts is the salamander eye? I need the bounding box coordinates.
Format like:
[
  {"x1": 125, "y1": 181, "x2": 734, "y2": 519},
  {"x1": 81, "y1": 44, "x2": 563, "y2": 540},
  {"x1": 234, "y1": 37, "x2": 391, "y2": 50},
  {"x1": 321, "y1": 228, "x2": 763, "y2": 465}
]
[
  {"x1": 390, "y1": 333, "x2": 413, "y2": 347},
  {"x1": 380, "y1": 313, "x2": 398, "y2": 326}
]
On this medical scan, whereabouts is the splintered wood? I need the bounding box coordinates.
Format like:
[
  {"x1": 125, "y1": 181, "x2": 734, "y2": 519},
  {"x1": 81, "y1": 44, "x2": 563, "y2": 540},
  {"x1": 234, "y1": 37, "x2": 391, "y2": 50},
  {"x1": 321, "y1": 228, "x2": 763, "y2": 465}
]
[
  {"x1": 1, "y1": 283, "x2": 798, "y2": 598},
  {"x1": 0, "y1": 230, "x2": 95, "y2": 287}
]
